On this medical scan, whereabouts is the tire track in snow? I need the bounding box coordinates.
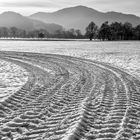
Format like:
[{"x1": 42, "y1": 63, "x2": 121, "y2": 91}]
[{"x1": 0, "y1": 52, "x2": 140, "y2": 140}]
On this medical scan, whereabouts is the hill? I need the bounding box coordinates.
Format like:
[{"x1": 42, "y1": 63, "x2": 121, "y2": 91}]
[
  {"x1": 0, "y1": 11, "x2": 63, "y2": 34},
  {"x1": 30, "y1": 6, "x2": 140, "y2": 33}
]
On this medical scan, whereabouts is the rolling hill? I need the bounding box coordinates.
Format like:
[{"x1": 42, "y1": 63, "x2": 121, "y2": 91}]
[
  {"x1": 30, "y1": 5, "x2": 140, "y2": 33},
  {"x1": 0, "y1": 11, "x2": 63, "y2": 34}
]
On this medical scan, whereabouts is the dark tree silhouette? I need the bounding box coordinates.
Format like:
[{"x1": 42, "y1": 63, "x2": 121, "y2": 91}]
[
  {"x1": 75, "y1": 29, "x2": 82, "y2": 38},
  {"x1": 123, "y1": 22, "x2": 133, "y2": 40},
  {"x1": 85, "y1": 21, "x2": 98, "y2": 40},
  {"x1": 1, "y1": 22, "x2": 140, "y2": 40},
  {"x1": 98, "y1": 21, "x2": 139, "y2": 41},
  {"x1": 10, "y1": 27, "x2": 18, "y2": 38},
  {"x1": 38, "y1": 32, "x2": 45, "y2": 38},
  {"x1": 98, "y1": 21, "x2": 111, "y2": 40},
  {"x1": 0, "y1": 27, "x2": 9, "y2": 37},
  {"x1": 134, "y1": 25, "x2": 140, "y2": 40},
  {"x1": 110, "y1": 22, "x2": 124, "y2": 40}
]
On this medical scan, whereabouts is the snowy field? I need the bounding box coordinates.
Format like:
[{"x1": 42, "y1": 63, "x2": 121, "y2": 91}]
[
  {"x1": 0, "y1": 60, "x2": 28, "y2": 102},
  {"x1": 0, "y1": 40, "x2": 140, "y2": 139},
  {"x1": 0, "y1": 40, "x2": 140, "y2": 79}
]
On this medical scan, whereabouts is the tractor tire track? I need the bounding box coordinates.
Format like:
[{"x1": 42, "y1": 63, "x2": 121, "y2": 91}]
[{"x1": 0, "y1": 51, "x2": 140, "y2": 140}]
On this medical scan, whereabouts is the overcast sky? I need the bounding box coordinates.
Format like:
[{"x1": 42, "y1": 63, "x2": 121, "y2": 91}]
[{"x1": 0, "y1": 0, "x2": 140, "y2": 16}]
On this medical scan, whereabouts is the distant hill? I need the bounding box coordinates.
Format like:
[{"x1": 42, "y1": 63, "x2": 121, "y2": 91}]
[
  {"x1": 0, "y1": 11, "x2": 63, "y2": 34},
  {"x1": 30, "y1": 5, "x2": 140, "y2": 33}
]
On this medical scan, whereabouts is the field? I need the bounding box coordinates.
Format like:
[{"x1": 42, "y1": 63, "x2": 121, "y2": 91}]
[{"x1": 0, "y1": 41, "x2": 140, "y2": 140}]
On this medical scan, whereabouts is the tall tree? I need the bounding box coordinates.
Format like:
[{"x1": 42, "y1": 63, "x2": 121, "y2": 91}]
[
  {"x1": 75, "y1": 29, "x2": 82, "y2": 38},
  {"x1": 0, "y1": 27, "x2": 9, "y2": 37},
  {"x1": 110, "y1": 22, "x2": 123, "y2": 40},
  {"x1": 38, "y1": 32, "x2": 45, "y2": 38},
  {"x1": 10, "y1": 27, "x2": 18, "y2": 38},
  {"x1": 98, "y1": 21, "x2": 111, "y2": 40},
  {"x1": 123, "y1": 22, "x2": 133, "y2": 40},
  {"x1": 134, "y1": 25, "x2": 140, "y2": 40},
  {"x1": 85, "y1": 21, "x2": 98, "y2": 40}
]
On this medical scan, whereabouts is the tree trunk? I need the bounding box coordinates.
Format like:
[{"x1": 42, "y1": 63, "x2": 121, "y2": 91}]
[{"x1": 89, "y1": 36, "x2": 93, "y2": 41}]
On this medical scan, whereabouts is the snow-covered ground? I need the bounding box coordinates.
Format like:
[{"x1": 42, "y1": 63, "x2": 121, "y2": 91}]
[
  {"x1": 0, "y1": 40, "x2": 140, "y2": 80},
  {"x1": 0, "y1": 60, "x2": 28, "y2": 102},
  {"x1": 54, "y1": 49, "x2": 140, "y2": 80},
  {"x1": 49, "y1": 41, "x2": 140, "y2": 79},
  {"x1": 0, "y1": 40, "x2": 140, "y2": 139}
]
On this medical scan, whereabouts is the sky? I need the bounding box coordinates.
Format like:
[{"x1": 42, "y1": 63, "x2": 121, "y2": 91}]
[{"x1": 0, "y1": 0, "x2": 140, "y2": 16}]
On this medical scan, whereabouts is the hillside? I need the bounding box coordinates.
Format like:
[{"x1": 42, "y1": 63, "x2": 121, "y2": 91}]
[
  {"x1": 0, "y1": 11, "x2": 63, "y2": 34},
  {"x1": 30, "y1": 5, "x2": 140, "y2": 33}
]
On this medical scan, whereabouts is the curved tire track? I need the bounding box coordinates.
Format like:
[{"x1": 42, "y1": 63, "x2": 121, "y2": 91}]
[{"x1": 0, "y1": 52, "x2": 140, "y2": 140}]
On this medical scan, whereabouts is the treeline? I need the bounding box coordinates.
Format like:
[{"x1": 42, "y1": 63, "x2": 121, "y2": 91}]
[
  {"x1": 86, "y1": 21, "x2": 140, "y2": 40},
  {"x1": 51, "y1": 29, "x2": 84, "y2": 39},
  {"x1": 0, "y1": 27, "x2": 84, "y2": 39},
  {"x1": 1, "y1": 21, "x2": 140, "y2": 40}
]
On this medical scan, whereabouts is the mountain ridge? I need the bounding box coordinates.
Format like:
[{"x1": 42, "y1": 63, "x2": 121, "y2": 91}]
[
  {"x1": 30, "y1": 5, "x2": 140, "y2": 33},
  {"x1": 0, "y1": 11, "x2": 63, "y2": 34},
  {"x1": 0, "y1": 6, "x2": 140, "y2": 33}
]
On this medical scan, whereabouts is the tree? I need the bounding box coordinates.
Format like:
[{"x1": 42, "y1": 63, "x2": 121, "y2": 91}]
[
  {"x1": 85, "y1": 21, "x2": 98, "y2": 40},
  {"x1": 38, "y1": 32, "x2": 45, "y2": 38},
  {"x1": 134, "y1": 25, "x2": 140, "y2": 40},
  {"x1": 75, "y1": 29, "x2": 83, "y2": 38},
  {"x1": 0, "y1": 27, "x2": 9, "y2": 37},
  {"x1": 98, "y1": 21, "x2": 111, "y2": 40},
  {"x1": 10, "y1": 27, "x2": 18, "y2": 38},
  {"x1": 19, "y1": 30, "x2": 26, "y2": 38},
  {"x1": 123, "y1": 22, "x2": 133, "y2": 40},
  {"x1": 110, "y1": 22, "x2": 123, "y2": 40}
]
